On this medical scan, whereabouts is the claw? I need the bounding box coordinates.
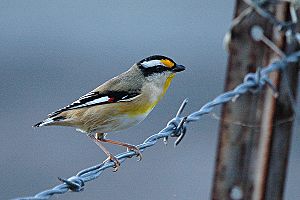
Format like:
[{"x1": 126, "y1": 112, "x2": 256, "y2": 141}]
[
  {"x1": 105, "y1": 153, "x2": 121, "y2": 172},
  {"x1": 127, "y1": 145, "x2": 142, "y2": 161}
]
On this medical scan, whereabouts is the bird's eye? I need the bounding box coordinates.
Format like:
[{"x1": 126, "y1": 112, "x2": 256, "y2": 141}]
[
  {"x1": 153, "y1": 65, "x2": 168, "y2": 72},
  {"x1": 139, "y1": 64, "x2": 168, "y2": 77},
  {"x1": 155, "y1": 65, "x2": 164, "y2": 69}
]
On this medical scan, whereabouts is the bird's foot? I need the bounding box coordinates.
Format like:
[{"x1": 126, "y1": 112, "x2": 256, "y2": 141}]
[
  {"x1": 126, "y1": 145, "x2": 142, "y2": 161},
  {"x1": 104, "y1": 153, "x2": 121, "y2": 172}
]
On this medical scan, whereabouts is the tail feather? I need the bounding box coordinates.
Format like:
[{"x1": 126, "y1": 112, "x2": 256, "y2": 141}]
[{"x1": 33, "y1": 116, "x2": 66, "y2": 127}]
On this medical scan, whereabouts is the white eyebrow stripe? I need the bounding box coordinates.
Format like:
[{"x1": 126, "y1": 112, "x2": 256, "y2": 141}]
[{"x1": 141, "y1": 60, "x2": 162, "y2": 68}]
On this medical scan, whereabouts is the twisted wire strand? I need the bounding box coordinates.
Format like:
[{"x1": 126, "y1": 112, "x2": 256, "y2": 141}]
[
  {"x1": 15, "y1": 51, "x2": 300, "y2": 200},
  {"x1": 242, "y1": 0, "x2": 296, "y2": 32}
]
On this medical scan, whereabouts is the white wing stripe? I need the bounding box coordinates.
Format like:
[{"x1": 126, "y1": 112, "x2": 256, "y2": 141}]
[
  {"x1": 79, "y1": 92, "x2": 95, "y2": 100},
  {"x1": 70, "y1": 96, "x2": 110, "y2": 109},
  {"x1": 118, "y1": 94, "x2": 140, "y2": 102}
]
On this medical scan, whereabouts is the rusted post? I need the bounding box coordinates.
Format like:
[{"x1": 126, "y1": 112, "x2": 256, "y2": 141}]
[{"x1": 212, "y1": 1, "x2": 299, "y2": 200}]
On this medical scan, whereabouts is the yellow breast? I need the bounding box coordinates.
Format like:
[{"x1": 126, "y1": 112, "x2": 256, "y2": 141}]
[{"x1": 122, "y1": 73, "x2": 176, "y2": 117}]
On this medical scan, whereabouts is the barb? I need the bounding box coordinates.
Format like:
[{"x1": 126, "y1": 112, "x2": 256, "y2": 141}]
[{"x1": 15, "y1": 50, "x2": 300, "y2": 200}]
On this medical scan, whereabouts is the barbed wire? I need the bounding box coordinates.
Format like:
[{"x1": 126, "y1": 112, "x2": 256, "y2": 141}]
[
  {"x1": 14, "y1": 1, "x2": 300, "y2": 200},
  {"x1": 243, "y1": 0, "x2": 297, "y2": 31},
  {"x1": 228, "y1": 0, "x2": 300, "y2": 45},
  {"x1": 15, "y1": 51, "x2": 300, "y2": 200}
]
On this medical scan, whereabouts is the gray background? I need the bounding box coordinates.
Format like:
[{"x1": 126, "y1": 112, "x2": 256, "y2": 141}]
[{"x1": 0, "y1": 1, "x2": 299, "y2": 199}]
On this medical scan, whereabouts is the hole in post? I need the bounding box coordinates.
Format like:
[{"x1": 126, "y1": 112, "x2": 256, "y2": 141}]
[
  {"x1": 230, "y1": 185, "x2": 243, "y2": 200},
  {"x1": 251, "y1": 25, "x2": 264, "y2": 41}
]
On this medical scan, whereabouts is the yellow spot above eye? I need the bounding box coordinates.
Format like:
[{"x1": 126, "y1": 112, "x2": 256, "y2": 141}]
[{"x1": 161, "y1": 59, "x2": 174, "y2": 68}]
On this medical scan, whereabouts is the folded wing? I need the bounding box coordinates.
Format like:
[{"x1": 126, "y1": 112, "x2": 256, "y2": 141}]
[{"x1": 48, "y1": 90, "x2": 141, "y2": 117}]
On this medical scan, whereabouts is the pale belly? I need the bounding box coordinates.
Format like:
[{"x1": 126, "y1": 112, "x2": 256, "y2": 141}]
[{"x1": 77, "y1": 113, "x2": 149, "y2": 134}]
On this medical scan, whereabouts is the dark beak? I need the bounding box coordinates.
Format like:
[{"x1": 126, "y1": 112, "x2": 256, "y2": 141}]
[{"x1": 172, "y1": 64, "x2": 185, "y2": 72}]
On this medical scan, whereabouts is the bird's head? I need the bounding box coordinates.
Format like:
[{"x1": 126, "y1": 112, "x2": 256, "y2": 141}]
[
  {"x1": 137, "y1": 55, "x2": 185, "y2": 79},
  {"x1": 134, "y1": 55, "x2": 185, "y2": 95}
]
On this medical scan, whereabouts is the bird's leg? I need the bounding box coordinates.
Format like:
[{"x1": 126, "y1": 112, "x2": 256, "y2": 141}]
[
  {"x1": 89, "y1": 134, "x2": 120, "y2": 172},
  {"x1": 99, "y1": 138, "x2": 142, "y2": 161}
]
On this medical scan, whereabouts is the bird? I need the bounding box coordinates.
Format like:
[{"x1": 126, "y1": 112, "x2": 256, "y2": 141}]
[{"x1": 34, "y1": 55, "x2": 185, "y2": 171}]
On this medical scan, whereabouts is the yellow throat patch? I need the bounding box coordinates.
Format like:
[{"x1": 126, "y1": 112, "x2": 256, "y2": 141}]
[{"x1": 162, "y1": 73, "x2": 175, "y2": 95}]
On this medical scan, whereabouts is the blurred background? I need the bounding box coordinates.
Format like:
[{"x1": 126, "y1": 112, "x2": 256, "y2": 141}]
[{"x1": 0, "y1": 1, "x2": 299, "y2": 199}]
